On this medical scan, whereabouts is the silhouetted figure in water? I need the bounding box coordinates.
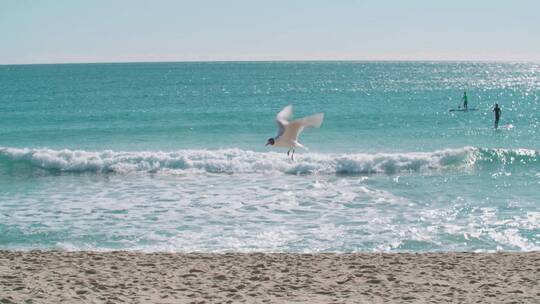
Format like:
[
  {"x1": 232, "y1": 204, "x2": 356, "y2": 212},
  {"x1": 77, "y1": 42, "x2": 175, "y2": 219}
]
[
  {"x1": 493, "y1": 103, "x2": 501, "y2": 129},
  {"x1": 462, "y1": 91, "x2": 468, "y2": 110}
]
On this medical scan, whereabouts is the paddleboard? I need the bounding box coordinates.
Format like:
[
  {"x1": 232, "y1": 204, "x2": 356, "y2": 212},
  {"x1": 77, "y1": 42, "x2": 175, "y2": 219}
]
[{"x1": 449, "y1": 108, "x2": 478, "y2": 112}]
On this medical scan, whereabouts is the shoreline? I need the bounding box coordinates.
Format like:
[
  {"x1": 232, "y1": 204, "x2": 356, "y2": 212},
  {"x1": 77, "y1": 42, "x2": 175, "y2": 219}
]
[{"x1": 1, "y1": 251, "x2": 539, "y2": 303}]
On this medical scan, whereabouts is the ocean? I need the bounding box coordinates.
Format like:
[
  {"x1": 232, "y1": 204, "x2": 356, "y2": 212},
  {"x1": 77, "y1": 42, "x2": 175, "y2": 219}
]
[{"x1": 0, "y1": 61, "x2": 538, "y2": 252}]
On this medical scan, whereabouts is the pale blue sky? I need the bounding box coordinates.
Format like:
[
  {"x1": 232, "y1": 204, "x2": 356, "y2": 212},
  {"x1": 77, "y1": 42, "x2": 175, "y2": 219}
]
[{"x1": 1, "y1": 0, "x2": 539, "y2": 64}]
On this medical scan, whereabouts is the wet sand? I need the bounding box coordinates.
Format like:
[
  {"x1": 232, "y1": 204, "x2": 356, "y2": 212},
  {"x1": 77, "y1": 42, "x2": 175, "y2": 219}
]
[{"x1": 1, "y1": 251, "x2": 539, "y2": 303}]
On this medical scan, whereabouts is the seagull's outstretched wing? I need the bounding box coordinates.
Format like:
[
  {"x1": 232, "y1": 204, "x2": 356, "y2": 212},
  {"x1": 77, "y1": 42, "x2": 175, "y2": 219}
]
[
  {"x1": 281, "y1": 113, "x2": 324, "y2": 143},
  {"x1": 296, "y1": 113, "x2": 324, "y2": 129},
  {"x1": 275, "y1": 105, "x2": 293, "y2": 137}
]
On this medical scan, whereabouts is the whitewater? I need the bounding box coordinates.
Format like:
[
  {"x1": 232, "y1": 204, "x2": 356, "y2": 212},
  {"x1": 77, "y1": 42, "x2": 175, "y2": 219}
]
[
  {"x1": 1, "y1": 61, "x2": 539, "y2": 252},
  {"x1": 1, "y1": 146, "x2": 539, "y2": 175}
]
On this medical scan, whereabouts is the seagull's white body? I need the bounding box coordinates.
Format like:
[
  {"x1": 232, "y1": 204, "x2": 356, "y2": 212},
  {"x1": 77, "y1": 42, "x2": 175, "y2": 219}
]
[{"x1": 271, "y1": 105, "x2": 324, "y2": 150}]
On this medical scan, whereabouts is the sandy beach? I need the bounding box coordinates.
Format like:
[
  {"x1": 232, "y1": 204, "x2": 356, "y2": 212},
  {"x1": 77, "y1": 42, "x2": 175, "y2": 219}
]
[{"x1": 0, "y1": 251, "x2": 538, "y2": 303}]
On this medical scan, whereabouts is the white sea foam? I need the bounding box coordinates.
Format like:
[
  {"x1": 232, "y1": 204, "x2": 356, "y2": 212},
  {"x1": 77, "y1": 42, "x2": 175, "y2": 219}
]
[
  {"x1": 3, "y1": 146, "x2": 533, "y2": 175},
  {"x1": 1, "y1": 167, "x2": 538, "y2": 253}
]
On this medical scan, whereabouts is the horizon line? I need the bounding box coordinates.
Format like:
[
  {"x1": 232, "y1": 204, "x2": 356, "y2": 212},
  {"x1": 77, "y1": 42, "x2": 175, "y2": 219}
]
[{"x1": 2, "y1": 58, "x2": 540, "y2": 66}]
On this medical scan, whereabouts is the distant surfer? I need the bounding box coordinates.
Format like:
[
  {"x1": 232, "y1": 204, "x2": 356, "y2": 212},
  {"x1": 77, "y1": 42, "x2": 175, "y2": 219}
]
[
  {"x1": 493, "y1": 103, "x2": 501, "y2": 129},
  {"x1": 462, "y1": 91, "x2": 468, "y2": 110},
  {"x1": 449, "y1": 92, "x2": 476, "y2": 112}
]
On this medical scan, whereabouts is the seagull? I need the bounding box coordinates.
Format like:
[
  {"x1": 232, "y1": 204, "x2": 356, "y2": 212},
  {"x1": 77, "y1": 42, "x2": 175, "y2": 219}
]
[{"x1": 265, "y1": 105, "x2": 324, "y2": 160}]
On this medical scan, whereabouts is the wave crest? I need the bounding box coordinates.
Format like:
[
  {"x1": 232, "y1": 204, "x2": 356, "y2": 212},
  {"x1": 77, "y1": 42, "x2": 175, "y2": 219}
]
[{"x1": 0, "y1": 146, "x2": 537, "y2": 175}]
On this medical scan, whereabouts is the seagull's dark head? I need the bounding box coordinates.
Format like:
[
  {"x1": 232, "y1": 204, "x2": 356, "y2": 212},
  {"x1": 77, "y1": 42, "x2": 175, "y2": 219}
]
[{"x1": 265, "y1": 138, "x2": 275, "y2": 146}]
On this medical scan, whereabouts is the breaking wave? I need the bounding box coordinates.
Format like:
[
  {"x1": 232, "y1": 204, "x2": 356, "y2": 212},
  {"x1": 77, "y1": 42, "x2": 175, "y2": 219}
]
[{"x1": 0, "y1": 146, "x2": 538, "y2": 175}]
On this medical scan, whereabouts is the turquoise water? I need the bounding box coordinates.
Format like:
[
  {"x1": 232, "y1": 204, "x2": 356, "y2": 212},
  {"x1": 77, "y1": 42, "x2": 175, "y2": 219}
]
[{"x1": 0, "y1": 62, "x2": 539, "y2": 252}]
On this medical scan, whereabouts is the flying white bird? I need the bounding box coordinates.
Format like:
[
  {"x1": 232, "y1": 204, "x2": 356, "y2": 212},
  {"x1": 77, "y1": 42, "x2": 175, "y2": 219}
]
[{"x1": 265, "y1": 105, "x2": 324, "y2": 160}]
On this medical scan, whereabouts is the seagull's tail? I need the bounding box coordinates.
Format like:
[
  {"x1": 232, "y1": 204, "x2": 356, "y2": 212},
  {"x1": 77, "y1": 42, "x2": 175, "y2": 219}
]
[{"x1": 298, "y1": 113, "x2": 324, "y2": 128}]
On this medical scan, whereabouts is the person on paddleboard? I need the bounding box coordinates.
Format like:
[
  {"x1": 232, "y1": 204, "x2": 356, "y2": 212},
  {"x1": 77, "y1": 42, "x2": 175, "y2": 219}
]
[{"x1": 462, "y1": 91, "x2": 468, "y2": 110}]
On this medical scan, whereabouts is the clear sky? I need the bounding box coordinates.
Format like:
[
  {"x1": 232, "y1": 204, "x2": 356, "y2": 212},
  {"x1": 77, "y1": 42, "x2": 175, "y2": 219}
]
[{"x1": 1, "y1": 0, "x2": 539, "y2": 64}]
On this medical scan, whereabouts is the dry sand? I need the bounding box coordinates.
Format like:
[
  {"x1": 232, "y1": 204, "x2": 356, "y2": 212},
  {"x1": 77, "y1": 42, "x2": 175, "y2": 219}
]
[{"x1": 0, "y1": 251, "x2": 538, "y2": 303}]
